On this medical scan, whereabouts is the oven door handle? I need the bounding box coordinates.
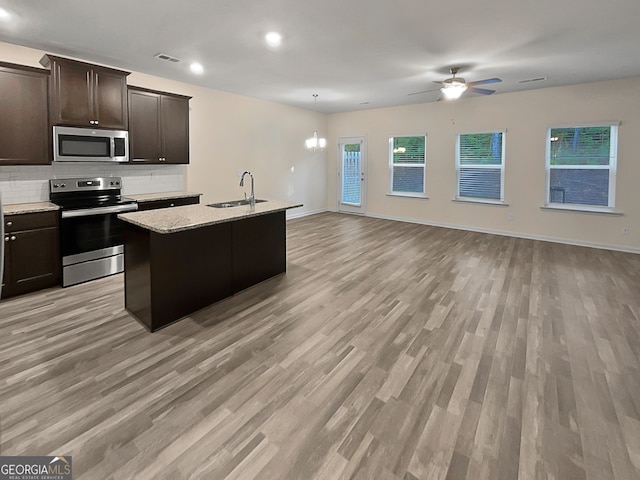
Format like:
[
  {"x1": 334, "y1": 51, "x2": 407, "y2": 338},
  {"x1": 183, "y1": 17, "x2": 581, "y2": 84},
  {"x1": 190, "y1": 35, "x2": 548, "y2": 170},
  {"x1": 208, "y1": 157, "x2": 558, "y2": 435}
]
[{"x1": 61, "y1": 204, "x2": 138, "y2": 218}]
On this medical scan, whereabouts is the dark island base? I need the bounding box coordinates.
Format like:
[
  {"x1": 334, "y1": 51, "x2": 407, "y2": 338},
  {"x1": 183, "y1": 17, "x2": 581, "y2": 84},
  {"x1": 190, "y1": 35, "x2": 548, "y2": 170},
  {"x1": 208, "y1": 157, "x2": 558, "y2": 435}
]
[{"x1": 123, "y1": 211, "x2": 286, "y2": 331}]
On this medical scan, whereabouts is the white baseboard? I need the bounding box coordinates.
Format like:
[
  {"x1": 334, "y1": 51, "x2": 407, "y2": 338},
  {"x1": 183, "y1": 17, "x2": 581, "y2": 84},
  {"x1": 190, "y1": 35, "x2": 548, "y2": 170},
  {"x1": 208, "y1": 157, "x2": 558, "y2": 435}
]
[
  {"x1": 287, "y1": 207, "x2": 328, "y2": 220},
  {"x1": 363, "y1": 212, "x2": 640, "y2": 255}
]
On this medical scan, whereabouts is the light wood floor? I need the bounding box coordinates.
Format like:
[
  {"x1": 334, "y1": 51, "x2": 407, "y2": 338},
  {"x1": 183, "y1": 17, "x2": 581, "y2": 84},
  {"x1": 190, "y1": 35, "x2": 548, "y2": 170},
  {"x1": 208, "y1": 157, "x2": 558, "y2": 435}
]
[{"x1": 1, "y1": 212, "x2": 639, "y2": 480}]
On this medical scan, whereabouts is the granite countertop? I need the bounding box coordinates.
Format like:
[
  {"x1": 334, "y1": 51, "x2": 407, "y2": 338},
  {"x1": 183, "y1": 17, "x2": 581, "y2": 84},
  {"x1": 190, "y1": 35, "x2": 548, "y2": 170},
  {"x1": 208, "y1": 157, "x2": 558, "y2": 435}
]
[
  {"x1": 3, "y1": 202, "x2": 60, "y2": 215},
  {"x1": 126, "y1": 192, "x2": 202, "y2": 203},
  {"x1": 118, "y1": 199, "x2": 303, "y2": 234}
]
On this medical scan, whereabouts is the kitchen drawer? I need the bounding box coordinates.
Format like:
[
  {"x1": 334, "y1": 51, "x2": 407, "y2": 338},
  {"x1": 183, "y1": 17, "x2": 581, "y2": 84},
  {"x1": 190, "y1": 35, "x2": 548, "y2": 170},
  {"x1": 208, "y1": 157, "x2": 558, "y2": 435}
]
[
  {"x1": 5, "y1": 211, "x2": 59, "y2": 231},
  {"x1": 137, "y1": 196, "x2": 200, "y2": 211}
]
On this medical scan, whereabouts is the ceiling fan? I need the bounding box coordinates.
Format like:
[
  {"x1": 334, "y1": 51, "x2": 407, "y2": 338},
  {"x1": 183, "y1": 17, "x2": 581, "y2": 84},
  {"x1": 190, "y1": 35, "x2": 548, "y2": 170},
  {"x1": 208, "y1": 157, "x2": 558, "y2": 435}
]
[{"x1": 409, "y1": 67, "x2": 501, "y2": 100}]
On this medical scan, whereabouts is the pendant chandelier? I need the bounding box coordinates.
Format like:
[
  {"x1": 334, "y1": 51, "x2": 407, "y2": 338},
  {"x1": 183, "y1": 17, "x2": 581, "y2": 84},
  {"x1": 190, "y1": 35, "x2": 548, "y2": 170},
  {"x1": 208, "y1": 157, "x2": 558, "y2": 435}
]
[{"x1": 305, "y1": 94, "x2": 327, "y2": 151}]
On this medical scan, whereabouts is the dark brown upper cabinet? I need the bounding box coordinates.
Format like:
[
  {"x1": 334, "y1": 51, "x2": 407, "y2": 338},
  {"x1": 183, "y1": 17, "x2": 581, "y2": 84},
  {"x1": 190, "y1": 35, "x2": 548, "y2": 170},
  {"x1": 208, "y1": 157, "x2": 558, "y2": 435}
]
[
  {"x1": 0, "y1": 62, "x2": 50, "y2": 165},
  {"x1": 40, "y1": 54, "x2": 130, "y2": 130},
  {"x1": 128, "y1": 86, "x2": 191, "y2": 164}
]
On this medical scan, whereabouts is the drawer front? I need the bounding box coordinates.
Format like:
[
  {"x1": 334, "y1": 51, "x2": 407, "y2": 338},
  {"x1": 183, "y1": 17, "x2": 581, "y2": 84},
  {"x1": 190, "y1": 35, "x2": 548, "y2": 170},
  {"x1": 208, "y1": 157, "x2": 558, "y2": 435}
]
[
  {"x1": 137, "y1": 196, "x2": 199, "y2": 211},
  {"x1": 5, "y1": 211, "x2": 59, "y2": 232}
]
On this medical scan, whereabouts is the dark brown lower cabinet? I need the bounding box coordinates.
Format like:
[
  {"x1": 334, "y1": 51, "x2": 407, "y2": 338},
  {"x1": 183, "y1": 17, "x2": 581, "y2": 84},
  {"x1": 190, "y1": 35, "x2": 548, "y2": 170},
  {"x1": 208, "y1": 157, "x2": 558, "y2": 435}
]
[
  {"x1": 2, "y1": 211, "x2": 61, "y2": 299},
  {"x1": 136, "y1": 196, "x2": 200, "y2": 211},
  {"x1": 231, "y1": 212, "x2": 286, "y2": 293},
  {"x1": 123, "y1": 211, "x2": 286, "y2": 331}
]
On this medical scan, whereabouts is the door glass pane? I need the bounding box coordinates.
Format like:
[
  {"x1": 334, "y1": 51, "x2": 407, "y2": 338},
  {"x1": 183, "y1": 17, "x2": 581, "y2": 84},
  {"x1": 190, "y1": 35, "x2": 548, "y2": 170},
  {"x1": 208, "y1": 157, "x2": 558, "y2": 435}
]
[{"x1": 342, "y1": 144, "x2": 361, "y2": 205}]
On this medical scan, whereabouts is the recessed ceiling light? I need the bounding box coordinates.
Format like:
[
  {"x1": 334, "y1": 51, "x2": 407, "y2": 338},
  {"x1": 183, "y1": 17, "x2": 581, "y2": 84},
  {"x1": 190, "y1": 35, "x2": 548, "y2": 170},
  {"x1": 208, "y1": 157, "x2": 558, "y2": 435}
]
[
  {"x1": 0, "y1": 7, "x2": 11, "y2": 21},
  {"x1": 265, "y1": 32, "x2": 283, "y2": 48},
  {"x1": 190, "y1": 62, "x2": 204, "y2": 74}
]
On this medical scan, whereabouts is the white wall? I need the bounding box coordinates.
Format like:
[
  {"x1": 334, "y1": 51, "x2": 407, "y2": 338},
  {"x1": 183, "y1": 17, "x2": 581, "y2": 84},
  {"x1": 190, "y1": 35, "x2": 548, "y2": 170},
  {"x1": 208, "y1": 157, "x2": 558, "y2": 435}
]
[
  {"x1": 127, "y1": 72, "x2": 328, "y2": 217},
  {"x1": 0, "y1": 41, "x2": 327, "y2": 218},
  {"x1": 327, "y1": 79, "x2": 640, "y2": 252}
]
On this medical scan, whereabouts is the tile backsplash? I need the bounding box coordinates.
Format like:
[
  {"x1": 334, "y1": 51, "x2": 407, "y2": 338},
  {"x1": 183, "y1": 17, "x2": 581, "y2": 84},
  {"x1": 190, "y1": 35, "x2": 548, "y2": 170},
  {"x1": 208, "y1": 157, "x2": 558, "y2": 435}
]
[{"x1": 0, "y1": 164, "x2": 185, "y2": 204}]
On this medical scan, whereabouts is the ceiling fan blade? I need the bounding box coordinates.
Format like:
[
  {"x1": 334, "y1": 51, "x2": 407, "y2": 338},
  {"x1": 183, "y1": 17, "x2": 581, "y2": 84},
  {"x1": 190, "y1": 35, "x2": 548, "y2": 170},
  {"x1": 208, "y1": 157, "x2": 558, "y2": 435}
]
[
  {"x1": 467, "y1": 86, "x2": 496, "y2": 95},
  {"x1": 468, "y1": 77, "x2": 501, "y2": 86},
  {"x1": 432, "y1": 80, "x2": 444, "y2": 85},
  {"x1": 407, "y1": 88, "x2": 440, "y2": 96}
]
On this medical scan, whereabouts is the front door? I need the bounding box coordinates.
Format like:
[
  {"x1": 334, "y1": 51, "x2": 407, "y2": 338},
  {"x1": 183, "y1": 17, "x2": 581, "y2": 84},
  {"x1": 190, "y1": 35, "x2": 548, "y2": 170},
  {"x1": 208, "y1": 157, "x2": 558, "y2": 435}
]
[{"x1": 338, "y1": 136, "x2": 366, "y2": 214}]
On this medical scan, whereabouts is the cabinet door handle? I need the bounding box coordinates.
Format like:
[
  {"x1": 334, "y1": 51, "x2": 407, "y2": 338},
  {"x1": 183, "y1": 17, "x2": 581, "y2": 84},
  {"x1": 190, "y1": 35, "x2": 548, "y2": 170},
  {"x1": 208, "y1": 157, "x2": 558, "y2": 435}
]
[
  {"x1": 10, "y1": 235, "x2": 16, "y2": 241},
  {"x1": 6, "y1": 221, "x2": 12, "y2": 227},
  {"x1": 4, "y1": 236, "x2": 8, "y2": 242}
]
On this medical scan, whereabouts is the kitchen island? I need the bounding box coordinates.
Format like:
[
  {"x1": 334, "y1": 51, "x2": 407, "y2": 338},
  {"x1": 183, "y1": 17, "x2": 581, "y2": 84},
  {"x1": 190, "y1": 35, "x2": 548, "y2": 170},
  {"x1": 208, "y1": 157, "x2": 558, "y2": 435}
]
[{"x1": 118, "y1": 200, "x2": 302, "y2": 331}]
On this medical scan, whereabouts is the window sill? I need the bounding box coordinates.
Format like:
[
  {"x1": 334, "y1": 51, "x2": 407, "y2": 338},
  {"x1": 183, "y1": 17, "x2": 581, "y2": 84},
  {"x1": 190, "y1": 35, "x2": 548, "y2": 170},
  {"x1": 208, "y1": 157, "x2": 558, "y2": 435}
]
[
  {"x1": 540, "y1": 204, "x2": 623, "y2": 216},
  {"x1": 386, "y1": 193, "x2": 429, "y2": 199},
  {"x1": 453, "y1": 198, "x2": 508, "y2": 207}
]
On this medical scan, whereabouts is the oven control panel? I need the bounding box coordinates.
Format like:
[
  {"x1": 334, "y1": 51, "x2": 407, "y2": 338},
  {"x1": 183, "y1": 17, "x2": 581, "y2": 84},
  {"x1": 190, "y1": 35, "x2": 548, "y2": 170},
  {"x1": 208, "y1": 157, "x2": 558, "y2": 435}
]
[{"x1": 50, "y1": 177, "x2": 122, "y2": 192}]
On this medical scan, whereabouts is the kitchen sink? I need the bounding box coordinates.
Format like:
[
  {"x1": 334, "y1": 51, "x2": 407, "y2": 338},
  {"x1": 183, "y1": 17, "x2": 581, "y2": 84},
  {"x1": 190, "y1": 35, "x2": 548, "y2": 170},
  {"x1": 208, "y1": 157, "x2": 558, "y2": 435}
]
[{"x1": 207, "y1": 199, "x2": 267, "y2": 208}]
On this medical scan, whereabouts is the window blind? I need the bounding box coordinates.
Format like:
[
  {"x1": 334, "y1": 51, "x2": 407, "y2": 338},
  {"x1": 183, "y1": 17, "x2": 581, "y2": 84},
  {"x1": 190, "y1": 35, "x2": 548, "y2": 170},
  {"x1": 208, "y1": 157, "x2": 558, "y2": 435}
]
[
  {"x1": 390, "y1": 135, "x2": 426, "y2": 195},
  {"x1": 547, "y1": 126, "x2": 617, "y2": 207},
  {"x1": 457, "y1": 132, "x2": 504, "y2": 201}
]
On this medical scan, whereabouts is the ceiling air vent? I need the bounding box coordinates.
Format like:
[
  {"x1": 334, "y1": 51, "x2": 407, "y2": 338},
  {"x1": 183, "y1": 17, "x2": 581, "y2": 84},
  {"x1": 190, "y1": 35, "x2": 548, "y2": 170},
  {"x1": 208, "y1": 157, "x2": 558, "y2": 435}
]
[
  {"x1": 518, "y1": 76, "x2": 547, "y2": 84},
  {"x1": 154, "y1": 53, "x2": 181, "y2": 63}
]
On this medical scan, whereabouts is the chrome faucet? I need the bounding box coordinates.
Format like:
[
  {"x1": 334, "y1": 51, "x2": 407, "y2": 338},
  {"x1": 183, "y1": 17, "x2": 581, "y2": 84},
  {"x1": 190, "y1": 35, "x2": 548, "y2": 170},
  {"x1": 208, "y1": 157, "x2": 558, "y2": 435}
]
[{"x1": 239, "y1": 171, "x2": 255, "y2": 206}]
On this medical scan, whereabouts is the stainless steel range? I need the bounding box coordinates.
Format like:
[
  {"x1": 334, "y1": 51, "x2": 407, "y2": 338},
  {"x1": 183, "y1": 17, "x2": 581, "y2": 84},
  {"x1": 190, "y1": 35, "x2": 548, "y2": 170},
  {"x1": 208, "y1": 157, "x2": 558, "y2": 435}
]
[{"x1": 49, "y1": 177, "x2": 138, "y2": 287}]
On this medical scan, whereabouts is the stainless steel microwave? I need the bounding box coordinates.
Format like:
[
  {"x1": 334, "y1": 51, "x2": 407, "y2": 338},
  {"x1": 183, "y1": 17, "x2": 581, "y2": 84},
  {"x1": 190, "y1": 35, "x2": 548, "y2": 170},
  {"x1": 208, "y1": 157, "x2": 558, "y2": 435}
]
[{"x1": 53, "y1": 126, "x2": 129, "y2": 162}]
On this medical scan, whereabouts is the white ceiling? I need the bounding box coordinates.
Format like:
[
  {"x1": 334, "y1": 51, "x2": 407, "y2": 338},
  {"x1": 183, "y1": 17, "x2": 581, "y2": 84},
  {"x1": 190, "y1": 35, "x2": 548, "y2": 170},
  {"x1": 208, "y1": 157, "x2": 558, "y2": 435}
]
[{"x1": 1, "y1": 0, "x2": 639, "y2": 113}]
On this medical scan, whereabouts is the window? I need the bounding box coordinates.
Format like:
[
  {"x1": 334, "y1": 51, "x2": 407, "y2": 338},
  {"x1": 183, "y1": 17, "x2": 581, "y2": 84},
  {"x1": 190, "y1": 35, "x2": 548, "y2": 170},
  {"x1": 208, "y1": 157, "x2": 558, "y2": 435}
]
[
  {"x1": 389, "y1": 135, "x2": 426, "y2": 196},
  {"x1": 456, "y1": 131, "x2": 505, "y2": 202},
  {"x1": 546, "y1": 125, "x2": 618, "y2": 208}
]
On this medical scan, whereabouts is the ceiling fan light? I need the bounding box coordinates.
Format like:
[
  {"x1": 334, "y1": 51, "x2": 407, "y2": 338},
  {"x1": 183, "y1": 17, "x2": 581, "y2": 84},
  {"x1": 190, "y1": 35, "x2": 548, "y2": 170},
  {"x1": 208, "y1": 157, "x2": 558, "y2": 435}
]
[
  {"x1": 441, "y1": 83, "x2": 468, "y2": 100},
  {"x1": 444, "y1": 77, "x2": 465, "y2": 86}
]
